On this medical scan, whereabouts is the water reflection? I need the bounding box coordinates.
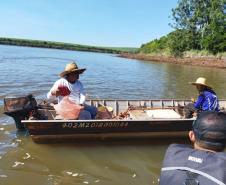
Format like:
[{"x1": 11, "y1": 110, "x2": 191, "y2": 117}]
[{"x1": 137, "y1": 60, "x2": 226, "y2": 99}]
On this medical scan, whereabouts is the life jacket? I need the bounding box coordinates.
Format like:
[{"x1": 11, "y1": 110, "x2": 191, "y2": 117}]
[{"x1": 160, "y1": 144, "x2": 226, "y2": 185}]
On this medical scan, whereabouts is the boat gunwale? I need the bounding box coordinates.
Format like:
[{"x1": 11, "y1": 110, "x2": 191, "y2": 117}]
[
  {"x1": 22, "y1": 118, "x2": 195, "y2": 123},
  {"x1": 21, "y1": 98, "x2": 226, "y2": 123}
]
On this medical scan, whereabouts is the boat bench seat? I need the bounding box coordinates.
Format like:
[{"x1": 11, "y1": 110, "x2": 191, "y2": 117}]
[{"x1": 129, "y1": 109, "x2": 182, "y2": 120}]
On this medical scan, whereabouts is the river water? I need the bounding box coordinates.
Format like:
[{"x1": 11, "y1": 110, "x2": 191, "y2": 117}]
[{"x1": 0, "y1": 45, "x2": 226, "y2": 185}]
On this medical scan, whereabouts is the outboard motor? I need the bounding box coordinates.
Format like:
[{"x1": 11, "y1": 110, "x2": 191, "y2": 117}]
[{"x1": 4, "y1": 94, "x2": 37, "y2": 130}]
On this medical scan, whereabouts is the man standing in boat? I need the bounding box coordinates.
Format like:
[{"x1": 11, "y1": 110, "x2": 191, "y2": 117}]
[
  {"x1": 160, "y1": 111, "x2": 226, "y2": 185},
  {"x1": 47, "y1": 62, "x2": 97, "y2": 119},
  {"x1": 184, "y1": 77, "x2": 219, "y2": 118}
]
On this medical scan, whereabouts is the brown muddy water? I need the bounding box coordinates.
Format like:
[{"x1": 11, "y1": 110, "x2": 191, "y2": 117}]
[{"x1": 0, "y1": 45, "x2": 226, "y2": 185}]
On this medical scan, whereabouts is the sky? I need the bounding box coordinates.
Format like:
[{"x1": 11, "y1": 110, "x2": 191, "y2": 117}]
[{"x1": 0, "y1": 0, "x2": 178, "y2": 47}]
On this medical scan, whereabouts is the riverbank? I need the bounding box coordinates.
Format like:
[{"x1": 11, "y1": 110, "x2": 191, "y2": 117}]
[
  {"x1": 119, "y1": 53, "x2": 226, "y2": 68},
  {"x1": 0, "y1": 37, "x2": 137, "y2": 54}
]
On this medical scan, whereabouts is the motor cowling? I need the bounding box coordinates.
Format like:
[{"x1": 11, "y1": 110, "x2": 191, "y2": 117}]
[{"x1": 4, "y1": 94, "x2": 37, "y2": 130}]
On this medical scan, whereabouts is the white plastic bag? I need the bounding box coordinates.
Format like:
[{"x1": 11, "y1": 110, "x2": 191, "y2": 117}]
[{"x1": 54, "y1": 96, "x2": 82, "y2": 120}]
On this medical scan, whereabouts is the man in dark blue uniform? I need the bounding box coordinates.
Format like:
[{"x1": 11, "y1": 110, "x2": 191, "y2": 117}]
[{"x1": 160, "y1": 111, "x2": 226, "y2": 185}]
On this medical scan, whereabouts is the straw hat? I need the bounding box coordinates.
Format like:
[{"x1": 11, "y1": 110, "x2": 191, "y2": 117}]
[
  {"x1": 189, "y1": 77, "x2": 211, "y2": 88},
  {"x1": 60, "y1": 62, "x2": 86, "y2": 77}
]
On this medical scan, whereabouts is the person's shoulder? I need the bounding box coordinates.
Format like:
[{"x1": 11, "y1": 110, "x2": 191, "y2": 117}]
[
  {"x1": 164, "y1": 144, "x2": 195, "y2": 157},
  {"x1": 215, "y1": 151, "x2": 226, "y2": 160},
  {"x1": 162, "y1": 144, "x2": 193, "y2": 166},
  {"x1": 54, "y1": 78, "x2": 68, "y2": 86},
  {"x1": 55, "y1": 78, "x2": 67, "y2": 82},
  {"x1": 204, "y1": 89, "x2": 216, "y2": 95},
  {"x1": 165, "y1": 144, "x2": 192, "y2": 155},
  {"x1": 165, "y1": 144, "x2": 192, "y2": 157}
]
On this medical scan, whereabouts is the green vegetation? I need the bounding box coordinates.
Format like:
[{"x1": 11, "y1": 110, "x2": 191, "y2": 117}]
[
  {"x1": 105, "y1": 47, "x2": 138, "y2": 53},
  {"x1": 140, "y1": 0, "x2": 226, "y2": 57},
  {"x1": 0, "y1": 37, "x2": 138, "y2": 54},
  {"x1": 1, "y1": 0, "x2": 224, "y2": 58}
]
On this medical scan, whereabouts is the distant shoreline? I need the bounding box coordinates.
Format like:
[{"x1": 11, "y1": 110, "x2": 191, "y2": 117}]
[
  {"x1": 119, "y1": 53, "x2": 226, "y2": 69},
  {"x1": 1, "y1": 37, "x2": 225, "y2": 69},
  {"x1": 0, "y1": 37, "x2": 137, "y2": 54}
]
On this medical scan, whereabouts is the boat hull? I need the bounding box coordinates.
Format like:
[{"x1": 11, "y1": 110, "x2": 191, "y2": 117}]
[
  {"x1": 15, "y1": 98, "x2": 226, "y2": 143},
  {"x1": 23, "y1": 119, "x2": 194, "y2": 143}
]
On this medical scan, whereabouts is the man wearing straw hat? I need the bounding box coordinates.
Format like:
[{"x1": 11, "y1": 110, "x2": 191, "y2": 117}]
[
  {"x1": 47, "y1": 62, "x2": 97, "y2": 119},
  {"x1": 184, "y1": 77, "x2": 219, "y2": 118}
]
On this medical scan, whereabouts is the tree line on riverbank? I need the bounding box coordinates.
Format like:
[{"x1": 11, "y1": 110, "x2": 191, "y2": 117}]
[
  {"x1": 140, "y1": 0, "x2": 226, "y2": 57},
  {"x1": 0, "y1": 0, "x2": 225, "y2": 60},
  {"x1": 0, "y1": 37, "x2": 137, "y2": 54}
]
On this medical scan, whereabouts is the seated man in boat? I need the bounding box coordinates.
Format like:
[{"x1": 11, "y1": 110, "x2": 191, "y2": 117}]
[
  {"x1": 160, "y1": 111, "x2": 226, "y2": 185},
  {"x1": 47, "y1": 62, "x2": 97, "y2": 119},
  {"x1": 184, "y1": 77, "x2": 219, "y2": 118}
]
